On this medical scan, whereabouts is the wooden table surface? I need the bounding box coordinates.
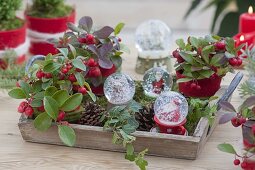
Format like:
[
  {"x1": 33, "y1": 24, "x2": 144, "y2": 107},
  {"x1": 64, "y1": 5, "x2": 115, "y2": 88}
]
[{"x1": 0, "y1": 53, "x2": 246, "y2": 170}]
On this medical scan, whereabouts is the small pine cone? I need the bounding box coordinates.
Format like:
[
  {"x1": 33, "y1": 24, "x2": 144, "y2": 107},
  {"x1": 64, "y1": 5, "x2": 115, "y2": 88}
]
[
  {"x1": 79, "y1": 102, "x2": 106, "y2": 127},
  {"x1": 135, "y1": 103, "x2": 155, "y2": 131}
]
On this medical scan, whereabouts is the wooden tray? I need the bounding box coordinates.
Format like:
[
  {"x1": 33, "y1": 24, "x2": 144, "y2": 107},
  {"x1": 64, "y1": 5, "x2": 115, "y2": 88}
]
[{"x1": 18, "y1": 87, "x2": 227, "y2": 160}]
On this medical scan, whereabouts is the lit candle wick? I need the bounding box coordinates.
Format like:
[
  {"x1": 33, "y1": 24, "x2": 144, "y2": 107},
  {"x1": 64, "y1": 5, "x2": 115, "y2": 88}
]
[
  {"x1": 248, "y1": 6, "x2": 253, "y2": 14},
  {"x1": 240, "y1": 35, "x2": 245, "y2": 41}
]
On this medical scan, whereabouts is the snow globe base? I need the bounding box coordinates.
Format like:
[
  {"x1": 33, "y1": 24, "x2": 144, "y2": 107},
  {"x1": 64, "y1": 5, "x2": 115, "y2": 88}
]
[{"x1": 135, "y1": 56, "x2": 172, "y2": 74}]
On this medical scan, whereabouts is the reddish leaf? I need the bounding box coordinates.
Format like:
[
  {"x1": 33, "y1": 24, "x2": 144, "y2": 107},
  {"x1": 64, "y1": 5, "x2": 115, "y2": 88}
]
[
  {"x1": 219, "y1": 112, "x2": 236, "y2": 124},
  {"x1": 240, "y1": 96, "x2": 255, "y2": 110},
  {"x1": 219, "y1": 101, "x2": 236, "y2": 112},
  {"x1": 94, "y1": 26, "x2": 114, "y2": 39},
  {"x1": 79, "y1": 16, "x2": 93, "y2": 33}
]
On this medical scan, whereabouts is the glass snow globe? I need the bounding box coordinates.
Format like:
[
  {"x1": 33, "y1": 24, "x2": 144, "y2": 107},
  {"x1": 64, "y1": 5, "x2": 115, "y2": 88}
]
[
  {"x1": 104, "y1": 73, "x2": 135, "y2": 105},
  {"x1": 135, "y1": 20, "x2": 173, "y2": 74},
  {"x1": 143, "y1": 67, "x2": 173, "y2": 98},
  {"x1": 154, "y1": 91, "x2": 188, "y2": 127}
]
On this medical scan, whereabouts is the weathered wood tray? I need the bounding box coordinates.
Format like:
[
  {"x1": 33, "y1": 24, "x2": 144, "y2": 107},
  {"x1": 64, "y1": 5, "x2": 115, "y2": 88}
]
[{"x1": 18, "y1": 87, "x2": 227, "y2": 160}]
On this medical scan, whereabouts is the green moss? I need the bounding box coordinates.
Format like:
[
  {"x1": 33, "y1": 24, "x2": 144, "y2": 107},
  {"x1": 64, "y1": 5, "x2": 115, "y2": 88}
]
[
  {"x1": 0, "y1": 18, "x2": 24, "y2": 31},
  {"x1": 27, "y1": 0, "x2": 73, "y2": 18},
  {"x1": 133, "y1": 81, "x2": 156, "y2": 107}
]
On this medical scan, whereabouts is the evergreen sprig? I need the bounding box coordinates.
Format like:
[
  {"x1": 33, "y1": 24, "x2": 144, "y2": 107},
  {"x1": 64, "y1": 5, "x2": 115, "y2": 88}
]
[
  {"x1": 102, "y1": 100, "x2": 148, "y2": 170},
  {"x1": 0, "y1": 0, "x2": 23, "y2": 30},
  {"x1": 27, "y1": 0, "x2": 73, "y2": 18}
]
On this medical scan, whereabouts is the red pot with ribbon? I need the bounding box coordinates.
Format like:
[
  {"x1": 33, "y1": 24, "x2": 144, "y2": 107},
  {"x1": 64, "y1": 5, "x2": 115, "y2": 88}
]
[
  {"x1": 176, "y1": 71, "x2": 222, "y2": 97},
  {"x1": 25, "y1": 10, "x2": 76, "y2": 55},
  {"x1": 0, "y1": 18, "x2": 27, "y2": 65}
]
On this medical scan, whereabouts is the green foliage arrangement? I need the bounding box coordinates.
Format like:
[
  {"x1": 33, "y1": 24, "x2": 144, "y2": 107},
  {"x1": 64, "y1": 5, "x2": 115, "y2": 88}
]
[
  {"x1": 27, "y1": 0, "x2": 73, "y2": 18},
  {"x1": 0, "y1": 0, "x2": 23, "y2": 30},
  {"x1": 173, "y1": 35, "x2": 243, "y2": 83},
  {"x1": 185, "y1": 0, "x2": 255, "y2": 37}
]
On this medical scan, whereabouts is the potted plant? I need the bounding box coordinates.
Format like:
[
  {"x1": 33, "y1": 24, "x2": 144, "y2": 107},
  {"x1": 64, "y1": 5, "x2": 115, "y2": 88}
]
[
  {"x1": 218, "y1": 96, "x2": 255, "y2": 169},
  {"x1": 172, "y1": 35, "x2": 243, "y2": 97},
  {"x1": 25, "y1": 0, "x2": 75, "y2": 55},
  {"x1": 0, "y1": 0, "x2": 27, "y2": 65},
  {"x1": 52, "y1": 16, "x2": 127, "y2": 95}
]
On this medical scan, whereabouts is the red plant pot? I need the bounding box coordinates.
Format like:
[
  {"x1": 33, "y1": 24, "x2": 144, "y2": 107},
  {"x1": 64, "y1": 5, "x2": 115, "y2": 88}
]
[
  {"x1": 154, "y1": 115, "x2": 186, "y2": 135},
  {"x1": 0, "y1": 19, "x2": 27, "y2": 64},
  {"x1": 243, "y1": 120, "x2": 255, "y2": 149},
  {"x1": 25, "y1": 10, "x2": 76, "y2": 55},
  {"x1": 176, "y1": 71, "x2": 222, "y2": 97}
]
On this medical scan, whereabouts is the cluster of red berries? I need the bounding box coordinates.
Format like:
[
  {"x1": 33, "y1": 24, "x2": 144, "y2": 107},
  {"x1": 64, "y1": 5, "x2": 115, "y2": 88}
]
[
  {"x1": 86, "y1": 58, "x2": 102, "y2": 78},
  {"x1": 78, "y1": 34, "x2": 96, "y2": 45},
  {"x1": 57, "y1": 111, "x2": 66, "y2": 122},
  {"x1": 229, "y1": 57, "x2": 242, "y2": 67},
  {"x1": 36, "y1": 70, "x2": 52, "y2": 79},
  {"x1": 18, "y1": 101, "x2": 34, "y2": 117},
  {"x1": 190, "y1": 82, "x2": 201, "y2": 91},
  {"x1": 233, "y1": 158, "x2": 248, "y2": 168},
  {"x1": 231, "y1": 116, "x2": 246, "y2": 127}
]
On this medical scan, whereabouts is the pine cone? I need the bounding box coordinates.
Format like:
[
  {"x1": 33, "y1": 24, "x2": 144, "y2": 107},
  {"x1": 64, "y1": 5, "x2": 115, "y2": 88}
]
[
  {"x1": 79, "y1": 102, "x2": 106, "y2": 127},
  {"x1": 135, "y1": 103, "x2": 155, "y2": 131}
]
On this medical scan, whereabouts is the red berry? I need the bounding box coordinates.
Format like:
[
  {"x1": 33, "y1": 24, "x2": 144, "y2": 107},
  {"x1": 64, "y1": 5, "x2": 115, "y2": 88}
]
[
  {"x1": 197, "y1": 47, "x2": 202, "y2": 56},
  {"x1": 231, "y1": 117, "x2": 241, "y2": 127},
  {"x1": 234, "y1": 159, "x2": 240, "y2": 166},
  {"x1": 68, "y1": 74, "x2": 77, "y2": 82},
  {"x1": 57, "y1": 111, "x2": 65, "y2": 122},
  {"x1": 118, "y1": 38, "x2": 122, "y2": 42},
  {"x1": 241, "y1": 162, "x2": 247, "y2": 169},
  {"x1": 37, "y1": 105, "x2": 45, "y2": 112},
  {"x1": 88, "y1": 67, "x2": 101, "y2": 77},
  {"x1": 66, "y1": 64, "x2": 73, "y2": 70},
  {"x1": 78, "y1": 37, "x2": 86, "y2": 43},
  {"x1": 229, "y1": 58, "x2": 238, "y2": 66},
  {"x1": 236, "y1": 58, "x2": 243, "y2": 66},
  {"x1": 86, "y1": 34, "x2": 95, "y2": 45},
  {"x1": 87, "y1": 58, "x2": 98, "y2": 67},
  {"x1": 24, "y1": 106, "x2": 34, "y2": 117},
  {"x1": 45, "y1": 73, "x2": 52, "y2": 79},
  {"x1": 75, "y1": 68, "x2": 82, "y2": 72},
  {"x1": 239, "y1": 117, "x2": 246, "y2": 124},
  {"x1": 72, "y1": 85, "x2": 79, "y2": 92},
  {"x1": 78, "y1": 87, "x2": 87, "y2": 95},
  {"x1": 58, "y1": 73, "x2": 65, "y2": 80},
  {"x1": 16, "y1": 81, "x2": 20, "y2": 87},
  {"x1": 36, "y1": 70, "x2": 45, "y2": 79},
  {"x1": 172, "y1": 50, "x2": 184, "y2": 63},
  {"x1": 61, "y1": 67, "x2": 69, "y2": 74},
  {"x1": 18, "y1": 101, "x2": 28, "y2": 113},
  {"x1": 215, "y1": 41, "x2": 226, "y2": 51},
  {"x1": 190, "y1": 82, "x2": 197, "y2": 89},
  {"x1": 196, "y1": 85, "x2": 201, "y2": 90}
]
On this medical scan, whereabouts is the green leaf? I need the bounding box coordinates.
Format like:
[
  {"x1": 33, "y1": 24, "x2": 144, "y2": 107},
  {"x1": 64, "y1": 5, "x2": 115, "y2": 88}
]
[
  {"x1": 72, "y1": 58, "x2": 86, "y2": 71},
  {"x1": 58, "y1": 48, "x2": 69, "y2": 58},
  {"x1": 120, "y1": 44, "x2": 130, "y2": 54},
  {"x1": 199, "y1": 70, "x2": 214, "y2": 78},
  {"x1": 44, "y1": 96, "x2": 59, "y2": 120},
  {"x1": 190, "y1": 37, "x2": 200, "y2": 48},
  {"x1": 33, "y1": 91, "x2": 45, "y2": 100},
  {"x1": 126, "y1": 143, "x2": 134, "y2": 155},
  {"x1": 177, "y1": 78, "x2": 192, "y2": 83},
  {"x1": 19, "y1": 80, "x2": 30, "y2": 97},
  {"x1": 30, "y1": 99, "x2": 43, "y2": 107},
  {"x1": 34, "y1": 112, "x2": 52, "y2": 131},
  {"x1": 123, "y1": 124, "x2": 136, "y2": 134},
  {"x1": 8, "y1": 88, "x2": 27, "y2": 99},
  {"x1": 217, "y1": 143, "x2": 236, "y2": 154},
  {"x1": 74, "y1": 72, "x2": 85, "y2": 87},
  {"x1": 179, "y1": 51, "x2": 194, "y2": 64},
  {"x1": 128, "y1": 117, "x2": 139, "y2": 129},
  {"x1": 202, "y1": 45, "x2": 214, "y2": 64},
  {"x1": 45, "y1": 86, "x2": 58, "y2": 96},
  {"x1": 43, "y1": 62, "x2": 61, "y2": 73},
  {"x1": 110, "y1": 55, "x2": 122, "y2": 68},
  {"x1": 210, "y1": 54, "x2": 224, "y2": 66},
  {"x1": 68, "y1": 44, "x2": 77, "y2": 58},
  {"x1": 114, "y1": 23, "x2": 125, "y2": 35},
  {"x1": 52, "y1": 90, "x2": 69, "y2": 107},
  {"x1": 128, "y1": 100, "x2": 142, "y2": 112},
  {"x1": 58, "y1": 125, "x2": 76, "y2": 146},
  {"x1": 176, "y1": 39, "x2": 185, "y2": 49},
  {"x1": 60, "y1": 93, "x2": 83, "y2": 112},
  {"x1": 135, "y1": 158, "x2": 148, "y2": 170},
  {"x1": 87, "y1": 91, "x2": 96, "y2": 102},
  {"x1": 112, "y1": 131, "x2": 119, "y2": 144}
]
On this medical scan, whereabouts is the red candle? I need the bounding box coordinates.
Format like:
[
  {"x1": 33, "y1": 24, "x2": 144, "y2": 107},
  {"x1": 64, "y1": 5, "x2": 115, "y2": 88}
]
[
  {"x1": 234, "y1": 33, "x2": 255, "y2": 47},
  {"x1": 239, "y1": 6, "x2": 255, "y2": 33}
]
